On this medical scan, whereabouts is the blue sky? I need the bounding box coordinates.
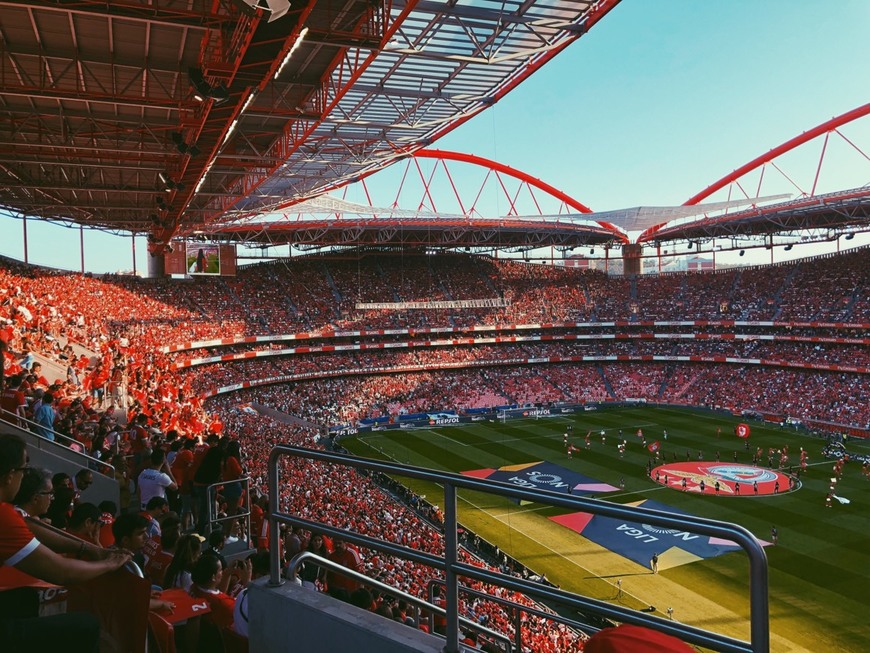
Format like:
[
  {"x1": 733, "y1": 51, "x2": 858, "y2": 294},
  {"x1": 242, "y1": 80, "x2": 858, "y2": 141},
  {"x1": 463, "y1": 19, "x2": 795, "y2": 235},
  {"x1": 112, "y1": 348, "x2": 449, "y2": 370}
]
[{"x1": 1, "y1": 0, "x2": 868, "y2": 273}]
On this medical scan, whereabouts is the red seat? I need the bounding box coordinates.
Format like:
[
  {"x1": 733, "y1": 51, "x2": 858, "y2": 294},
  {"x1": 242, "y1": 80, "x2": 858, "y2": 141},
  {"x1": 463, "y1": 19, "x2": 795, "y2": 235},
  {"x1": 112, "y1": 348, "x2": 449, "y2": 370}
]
[
  {"x1": 148, "y1": 612, "x2": 176, "y2": 653},
  {"x1": 221, "y1": 627, "x2": 249, "y2": 653}
]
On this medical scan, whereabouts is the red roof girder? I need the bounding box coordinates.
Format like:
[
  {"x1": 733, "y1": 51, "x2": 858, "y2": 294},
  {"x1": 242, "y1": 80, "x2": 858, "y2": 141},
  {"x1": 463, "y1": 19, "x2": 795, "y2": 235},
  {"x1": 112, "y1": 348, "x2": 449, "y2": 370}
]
[{"x1": 636, "y1": 103, "x2": 870, "y2": 243}]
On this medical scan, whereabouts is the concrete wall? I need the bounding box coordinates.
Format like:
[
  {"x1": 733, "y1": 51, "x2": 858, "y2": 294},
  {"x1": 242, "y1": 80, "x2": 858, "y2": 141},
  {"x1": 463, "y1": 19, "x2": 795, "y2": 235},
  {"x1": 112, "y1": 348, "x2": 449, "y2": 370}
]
[
  {"x1": 0, "y1": 418, "x2": 120, "y2": 508},
  {"x1": 248, "y1": 578, "x2": 447, "y2": 653}
]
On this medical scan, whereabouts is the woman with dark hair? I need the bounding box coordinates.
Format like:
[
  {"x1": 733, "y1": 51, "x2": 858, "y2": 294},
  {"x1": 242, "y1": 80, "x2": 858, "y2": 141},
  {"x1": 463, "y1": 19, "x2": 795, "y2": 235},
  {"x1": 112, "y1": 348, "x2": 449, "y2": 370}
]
[
  {"x1": 192, "y1": 437, "x2": 227, "y2": 535},
  {"x1": 298, "y1": 533, "x2": 329, "y2": 588},
  {"x1": 221, "y1": 440, "x2": 245, "y2": 536},
  {"x1": 163, "y1": 533, "x2": 203, "y2": 592},
  {"x1": 13, "y1": 467, "x2": 54, "y2": 520},
  {"x1": 110, "y1": 454, "x2": 133, "y2": 513},
  {"x1": 45, "y1": 485, "x2": 76, "y2": 529}
]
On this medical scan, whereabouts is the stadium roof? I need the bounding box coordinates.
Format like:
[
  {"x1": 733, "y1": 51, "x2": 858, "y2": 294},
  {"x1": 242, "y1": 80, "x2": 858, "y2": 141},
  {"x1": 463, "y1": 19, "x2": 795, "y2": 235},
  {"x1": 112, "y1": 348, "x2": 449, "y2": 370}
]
[
  {"x1": 205, "y1": 193, "x2": 809, "y2": 250},
  {"x1": 0, "y1": 0, "x2": 621, "y2": 252},
  {"x1": 638, "y1": 187, "x2": 870, "y2": 244}
]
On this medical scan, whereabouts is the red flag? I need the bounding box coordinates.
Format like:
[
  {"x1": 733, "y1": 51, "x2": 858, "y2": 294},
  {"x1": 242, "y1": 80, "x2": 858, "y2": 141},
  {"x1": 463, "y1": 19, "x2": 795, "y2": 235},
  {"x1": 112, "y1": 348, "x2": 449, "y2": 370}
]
[
  {"x1": 736, "y1": 423, "x2": 751, "y2": 438},
  {"x1": 647, "y1": 440, "x2": 660, "y2": 452}
]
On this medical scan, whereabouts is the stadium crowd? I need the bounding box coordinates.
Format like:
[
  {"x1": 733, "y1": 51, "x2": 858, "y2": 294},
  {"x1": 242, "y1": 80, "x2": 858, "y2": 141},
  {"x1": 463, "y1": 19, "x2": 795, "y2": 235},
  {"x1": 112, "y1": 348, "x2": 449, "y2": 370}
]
[{"x1": 0, "y1": 246, "x2": 868, "y2": 651}]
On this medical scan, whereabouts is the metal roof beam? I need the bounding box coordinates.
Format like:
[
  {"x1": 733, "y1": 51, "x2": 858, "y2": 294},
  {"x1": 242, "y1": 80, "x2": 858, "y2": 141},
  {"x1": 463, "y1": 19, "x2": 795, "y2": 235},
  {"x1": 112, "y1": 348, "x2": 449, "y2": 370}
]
[
  {"x1": 391, "y1": 0, "x2": 591, "y2": 32},
  {"x1": 0, "y1": 181, "x2": 169, "y2": 194},
  {"x1": 349, "y1": 83, "x2": 489, "y2": 102},
  {"x1": 0, "y1": 42, "x2": 193, "y2": 76},
  {"x1": 0, "y1": 87, "x2": 184, "y2": 111},
  {"x1": 0, "y1": 142, "x2": 167, "y2": 159},
  {"x1": 0, "y1": 0, "x2": 225, "y2": 28}
]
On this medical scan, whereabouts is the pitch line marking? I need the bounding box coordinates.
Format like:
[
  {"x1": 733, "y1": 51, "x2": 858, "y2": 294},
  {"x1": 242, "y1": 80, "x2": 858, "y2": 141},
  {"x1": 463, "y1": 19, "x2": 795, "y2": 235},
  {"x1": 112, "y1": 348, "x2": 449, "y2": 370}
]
[
  {"x1": 456, "y1": 492, "x2": 646, "y2": 603},
  {"x1": 422, "y1": 429, "x2": 471, "y2": 447},
  {"x1": 352, "y1": 438, "x2": 688, "y2": 613},
  {"x1": 486, "y1": 504, "x2": 550, "y2": 517}
]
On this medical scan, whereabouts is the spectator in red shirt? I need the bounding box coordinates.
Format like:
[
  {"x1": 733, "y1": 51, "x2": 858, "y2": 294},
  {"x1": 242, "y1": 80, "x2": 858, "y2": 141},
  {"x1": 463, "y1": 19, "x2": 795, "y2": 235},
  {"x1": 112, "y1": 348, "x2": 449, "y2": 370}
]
[
  {"x1": 190, "y1": 553, "x2": 252, "y2": 631},
  {"x1": 0, "y1": 433, "x2": 132, "y2": 652},
  {"x1": 97, "y1": 500, "x2": 117, "y2": 548},
  {"x1": 0, "y1": 373, "x2": 27, "y2": 425},
  {"x1": 144, "y1": 513, "x2": 181, "y2": 588},
  {"x1": 221, "y1": 440, "x2": 245, "y2": 536},
  {"x1": 67, "y1": 502, "x2": 106, "y2": 547},
  {"x1": 170, "y1": 438, "x2": 195, "y2": 529},
  {"x1": 326, "y1": 538, "x2": 363, "y2": 599}
]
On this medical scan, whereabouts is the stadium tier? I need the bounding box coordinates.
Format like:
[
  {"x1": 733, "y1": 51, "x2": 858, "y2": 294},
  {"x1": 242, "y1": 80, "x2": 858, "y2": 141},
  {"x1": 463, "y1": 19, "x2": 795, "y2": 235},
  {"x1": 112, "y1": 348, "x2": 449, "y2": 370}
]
[{"x1": 1, "y1": 248, "x2": 868, "y2": 652}]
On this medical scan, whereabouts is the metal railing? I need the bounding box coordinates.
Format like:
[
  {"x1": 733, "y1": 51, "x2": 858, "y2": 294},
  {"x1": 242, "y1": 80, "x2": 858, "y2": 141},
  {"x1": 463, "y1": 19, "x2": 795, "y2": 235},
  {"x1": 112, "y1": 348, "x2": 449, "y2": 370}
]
[
  {"x1": 424, "y1": 577, "x2": 597, "y2": 652},
  {"x1": 286, "y1": 551, "x2": 513, "y2": 652},
  {"x1": 205, "y1": 476, "x2": 252, "y2": 543},
  {"x1": 0, "y1": 407, "x2": 115, "y2": 477},
  {"x1": 267, "y1": 445, "x2": 769, "y2": 653}
]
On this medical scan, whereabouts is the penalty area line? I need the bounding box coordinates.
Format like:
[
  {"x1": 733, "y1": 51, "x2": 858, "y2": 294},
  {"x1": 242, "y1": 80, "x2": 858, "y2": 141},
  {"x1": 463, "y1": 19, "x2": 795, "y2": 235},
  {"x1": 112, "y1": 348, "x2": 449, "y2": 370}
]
[
  {"x1": 456, "y1": 492, "x2": 646, "y2": 603},
  {"x1": 422, "y1": 429, "x2": 471, "y2": 448}
]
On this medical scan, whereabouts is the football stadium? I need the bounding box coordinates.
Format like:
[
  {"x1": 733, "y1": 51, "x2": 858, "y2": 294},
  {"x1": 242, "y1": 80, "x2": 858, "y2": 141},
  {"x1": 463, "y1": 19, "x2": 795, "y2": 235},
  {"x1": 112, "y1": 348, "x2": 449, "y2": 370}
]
[{"x1": 0, "y1": 2, "x2": 868, "y2": 653}]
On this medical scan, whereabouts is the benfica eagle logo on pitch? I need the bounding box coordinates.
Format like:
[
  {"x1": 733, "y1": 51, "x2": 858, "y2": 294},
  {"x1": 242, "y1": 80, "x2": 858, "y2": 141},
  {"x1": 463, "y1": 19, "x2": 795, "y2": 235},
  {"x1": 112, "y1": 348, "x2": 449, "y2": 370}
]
[{"x1": 651, "y1": 462, "x2": 794, "y2": 496}]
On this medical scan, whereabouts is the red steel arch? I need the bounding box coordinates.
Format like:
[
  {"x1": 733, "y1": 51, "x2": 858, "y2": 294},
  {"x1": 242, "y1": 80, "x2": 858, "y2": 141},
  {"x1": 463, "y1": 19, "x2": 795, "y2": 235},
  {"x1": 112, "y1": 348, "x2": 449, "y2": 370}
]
[
  {"x1": 684, "y1": 102, "x2": 870, "y2": 206},
  {"x1": 413, "y1": 149, "x2": 595, "y2": 215}
]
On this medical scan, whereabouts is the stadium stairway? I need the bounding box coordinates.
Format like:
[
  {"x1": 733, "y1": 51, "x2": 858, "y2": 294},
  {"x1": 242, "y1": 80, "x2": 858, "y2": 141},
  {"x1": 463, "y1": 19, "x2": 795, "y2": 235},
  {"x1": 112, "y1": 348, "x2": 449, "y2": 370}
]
[
  {"x1": 656, "y1": 365, "x2": 672, "y2": 399},
  {"x1": 672, "y1": 367, "x2": 708, "y2": 401},
  {"x1": 321, "y1": 262, "x2": 344, "y2": 305},
  {"x1": 840, "y1": 288, "x2": 862, "y2": 321},
  {"x1": 770, "y1": 264, "x2": 801, "y2": 321},
  {"x1": 595, "y1": 364, "x2": 615, "y2": 398},
  {"x1": 0, "y1": 415, "x2": 120, "y2": 509},
  {"x1": 219, "y1": 278, "x2": 250, "y2": 320}
]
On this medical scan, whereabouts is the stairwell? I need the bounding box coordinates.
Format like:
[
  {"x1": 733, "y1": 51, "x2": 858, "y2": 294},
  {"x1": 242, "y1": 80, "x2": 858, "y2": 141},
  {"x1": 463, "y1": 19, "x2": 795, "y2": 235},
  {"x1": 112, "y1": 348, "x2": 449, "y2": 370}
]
[
  {"x1": 672, "y1": 368, "x2": 708, "y2": 400},
  {"x1": 629, "y1": 276, "x2": 639, "y2": 322},
  {"x1": 656, "y1": 365, "x2": 673, "y2": 399},
  {"x1": 218, "y1": 278, "x2": 252, "y2": 323},
  {"x1": 770, "y1": 264, "x2": 801, "y2": 320},
  {"x1": 839, "y1": 287, "x2": 862, "y2": 321},
  {"x1": 596, "y1": 365, "x2": 616, "y2": 398}
]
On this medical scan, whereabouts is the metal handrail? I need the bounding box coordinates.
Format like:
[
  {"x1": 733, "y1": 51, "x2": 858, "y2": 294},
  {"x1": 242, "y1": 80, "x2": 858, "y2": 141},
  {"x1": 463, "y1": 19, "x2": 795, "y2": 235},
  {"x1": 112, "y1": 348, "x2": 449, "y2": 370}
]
[
  {"x1": 268, "y1": 445, "x2": 769, "y2": 653},
  {"x1": 425, "y1": 576, "x2": 598, "y2": 652},
  {"x1": 286, "y1": 550, "x2": 513, "y2": 652},
  {"x1": 205, "y1": 476, "x2": 252, "y2": 540},
  {"x1": 0, "y1": 407, "x2": 115, "y2": 477}
]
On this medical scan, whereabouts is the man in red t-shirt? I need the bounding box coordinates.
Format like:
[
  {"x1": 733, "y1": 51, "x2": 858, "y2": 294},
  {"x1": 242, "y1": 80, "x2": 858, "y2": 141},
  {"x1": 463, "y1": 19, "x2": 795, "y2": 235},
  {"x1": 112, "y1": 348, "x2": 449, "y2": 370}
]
[
  {"x1": 170, "y1": 438, "x2": 195, "y2": 530},
  {"x1": 0, "y1": 433, "x2": 132, "y2": 651},
  {"x1": 0, "y1": 326, "x2": 9, "y2": 392},
  {"x1": 326, "y1": 538, "x2": 363, "y2": 597},
  {"x1": 0, "y1": 374, "x2": 27, "y2": 425},
  {"x1": 190, "y1": 554, "x2": 251, "y2": 632},
  {"x1": 129, "y1": 413, "x2": 151, "y2": 467}
]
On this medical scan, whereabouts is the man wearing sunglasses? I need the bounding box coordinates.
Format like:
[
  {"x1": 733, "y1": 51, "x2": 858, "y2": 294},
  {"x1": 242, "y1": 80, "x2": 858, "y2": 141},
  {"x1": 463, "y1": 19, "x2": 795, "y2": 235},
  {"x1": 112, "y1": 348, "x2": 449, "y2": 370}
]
[{"x1": 0, "y1": 433, "x2": 132, "y2": 652}]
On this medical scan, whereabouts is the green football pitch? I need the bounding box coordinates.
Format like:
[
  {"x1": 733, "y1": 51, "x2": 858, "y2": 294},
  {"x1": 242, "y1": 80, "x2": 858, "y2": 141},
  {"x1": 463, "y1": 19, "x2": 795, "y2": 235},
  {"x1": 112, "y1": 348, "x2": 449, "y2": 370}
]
[{"x1": 342, "y1": 405, "x2": 870, "y2": 652}]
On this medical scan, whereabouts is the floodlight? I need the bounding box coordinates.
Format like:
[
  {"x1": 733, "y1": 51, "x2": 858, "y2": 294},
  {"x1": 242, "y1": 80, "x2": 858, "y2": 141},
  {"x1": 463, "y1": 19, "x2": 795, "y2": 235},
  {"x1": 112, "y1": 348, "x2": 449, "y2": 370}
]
[
  {"x1": 265, "y1": 0, "x2": 291, "y2": 22},
  {"x1": 210, "y1": 82, "x2": 230, "y2": 104}
]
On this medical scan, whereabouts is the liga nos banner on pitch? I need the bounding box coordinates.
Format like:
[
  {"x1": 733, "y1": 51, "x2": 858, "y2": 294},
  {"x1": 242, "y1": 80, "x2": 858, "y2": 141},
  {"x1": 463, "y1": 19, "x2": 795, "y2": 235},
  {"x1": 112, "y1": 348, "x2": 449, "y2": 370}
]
[
  {"x1": 462, "y1": 461, "x2": 619, "y2": 497},
  {"x1": 549, "y1": 499, "x2": 766, "y2": 570}
]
